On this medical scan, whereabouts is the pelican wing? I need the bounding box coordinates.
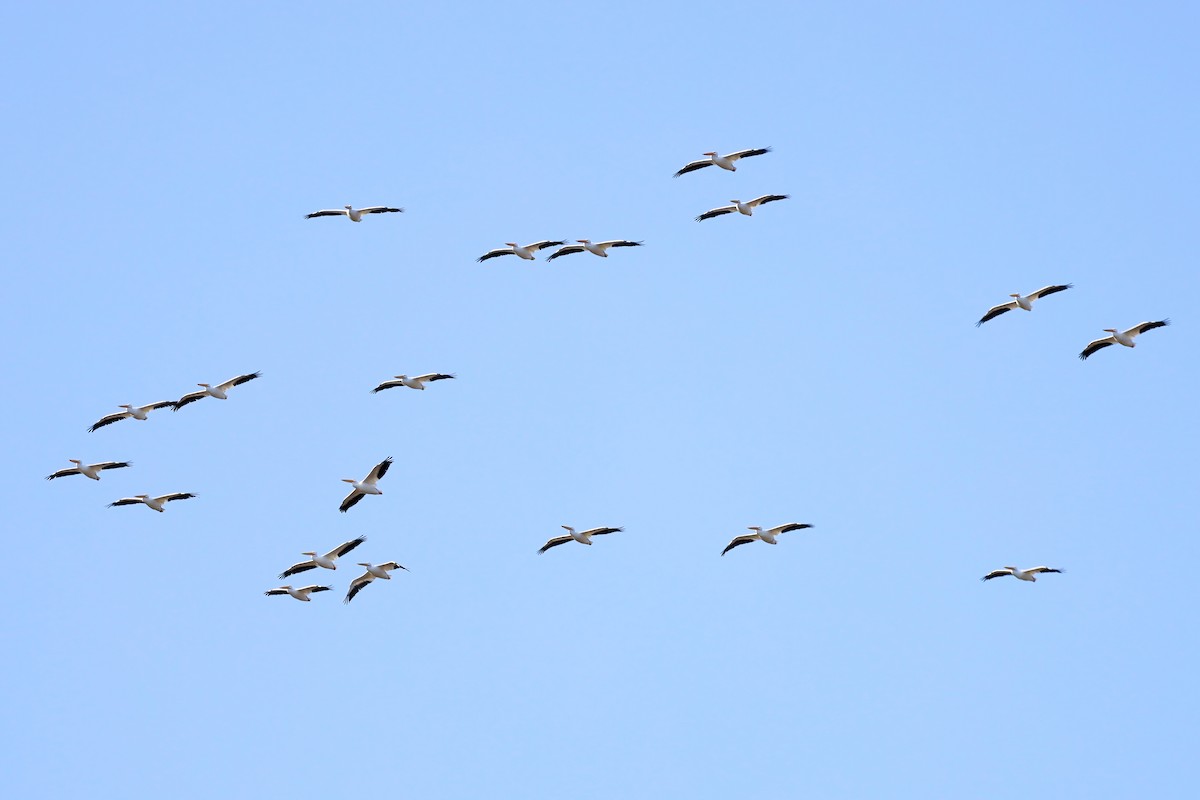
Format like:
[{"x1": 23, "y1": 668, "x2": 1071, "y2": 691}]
[
  {"x1": 378, "y1": 561, "x2": 409, "y2": 572},
  {"x1": 596, "y1": 240, "x2": 643, "y2": 248},
  {"x1": 726, "y1": 147, "x2": 771, "y2": 161},
  {"x1": 94, "y1": 461, "x2": 132, "y2": 472},
  {"x1": 88, "y1": 411, "x2": 131, "y2": 432},
  {"x1": 769, "y1": 523, "x2": 812, "y2": 535},
  {"x1": 364, "y1": 457, "x2": 392, "y2": 484},
  {"x1": 156, "y1": 492, "x2": 196, "y2": 503},
  {"x1": 527, "y1": 240, "x2": 566, "y2": 251},
  {"x1": 371, "y1": 379, "x2": 406, "y2": 393},
  {"x1": 696, "y1": 205, "x2": 737, "y2": 222},
  {"x1": 981, "y1": 569, "x2": 1014, "y2": 581},
  {"x1": 328, "y1": 535, "x2": 368, "y2": 559},
  {"x1": 580, "y1": 526, "x2": 623, "y2": 537},
  {"x1": 173, "y1": 390, "x2": 208, "y2": 410},
  {"x1": 305, "y1": 209, "x2": 349, "y2": 219},
  {"x1": 721, "y1": 535, "x2": 759, "y2": 556},
  {"x1": 1129, "y1": 319, "x2": 1170, "y2": 337},
  {"x1": 344, "y1": 575, "x2": 374, "y2": 603},
  {"x1": 673, "y1": 158, "x2": 714, "y2": 178},
  {"x1": 478, "y1": 247, "x2": 516, "y2": 262},
  {"x1": 976, "y1": 301, "x2": 1018, "y2": 327},
  {"x1": 1027, "y1": 566, "x2": 1063, "y2": 575},
  {"x1": 1079, "y1": 336, "x2": 1116, "y2": 360},
  {"x1": 45, "y1": 467, "x2": 81, "y2": 480},
  {"x1": 546, "y1": 245, "x2": 586, "y2": 261},
  {"x1": 279, "y1": 560, "x2": 318, "y2": 580},
  {"x1": 1029, "y1": 284, "x2": 1072, "y2": 300},
  {"x1": 107, "y1": 497, "x2": 144, "y2": 507},
  {"x1": 142, "y1": 401, "x2": 177, "y2": 412},
  {"x1": 748, "y1": 194, "x2": 789, "y2": 208},
  {"x1": 264, "y1": 588, "x2": 291, "y2": 596},
  {"x1": 537, "y1": 535, "x2": 575, "y2": 554},
  {"x1": 359, "y1": 206, "x2": 403, "y2": 214},
  {"x1": 217, "y1": 371, "x2": 261, "y2": 392},
  {"x1": 300, "y1": 585, "x2": 332, "y2": 594},
  {"x1": 339, "y1": 489, "x2": 365, "y2": 513},
  {"x1": 412, "y1": 373, "x2": 455, "y2": 382}
]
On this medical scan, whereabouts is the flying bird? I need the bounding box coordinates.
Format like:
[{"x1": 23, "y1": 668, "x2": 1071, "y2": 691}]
[
  {"x1": 278, "y1": 536, "x2": 368, "y2": 579},
  {"x1": 371, "y1": 373, "x2": 455, "y2": 393},
  {"x1": 88, "y1": 402, "x2": 176, "y2": 432},
  {"x1": 537, "y1": 525, "x2": 624, "y2": 554},
  {"x1": 174, "y1": 372, "x2": 261, "y2": 410},
  {"x1": 1079, "y1": 320, "x2": 1170, "y2": 360},
  {"x1": 340, "y1": 457, "x2": 392, "y2": 512},
  {"x1": 981, "y1": 566, "x2": 1063, "y2": 582},
  {"x1": 477, "y1": 241, "x2": 565, "y2": 262},
  {"x1": 344, "y1": 562, "x2": 409, "y2": 604},
  {"x1": 107, "y1": 492, "x2": 195, "y2": 512},
  {"x1": 721, "y1": 523, "x2": 813, "y2": 556},
  {"x1": 546, "y1": 240, "x2": 644, "y2": 261},
  {"x1": 976, "y1": 284, "x2": 1073, "y2": 326},
  {"x1": 696, "y1": 195, "x2": 789, "y2": 222},
  {"x1": 673, "y1": 148, "x2": 771, "y2": 178},
  {"x1": 265, "y1": 585, "x2": 333, "y2": 601},
  {"x1": 45, "y1": 459, "x2": 131, "y2": 481},
  {"x1": 305, "y1": 205, "x2": 403, "y2": 222}
]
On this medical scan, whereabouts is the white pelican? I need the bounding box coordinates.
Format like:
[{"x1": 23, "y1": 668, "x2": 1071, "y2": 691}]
[
  {"x1": 278, "y1": 535, "x2": 368, "y2": 579},
  {"x1": 88, "y1": 402, "x2": 176, "y2": 432},
  {"x1": 305, "y1": 205, "x2": 403, "y2": 221},
  {"x1": 537, "y1": 525, "x2": 623, "y2": 554},
  {"x1": 107, "y1": 492, "x2": 195, "y2": 512},
  {"x1": 371, "y1": 373, "x2": 455, "y2": 393},
  {"x1": 673, "y1": 148, "x2": 771, "y2": 178},
  {"x1": 546, "y1": 240, "x2": 644, "y2": 262},
  {"x1": 344, "y1": 562, "x2": 409, "y2": 604},
  {"x1": 695, "y1": 195, "x2": 788, "y2": 222},
  {"x1": 340, "y1": 457, "x2": 392, "y2": 512},
  {"x1": 174, "y1": 372, "x2": 261, "y2": 410},
  {"x1": 1079, "y1": 320, "x2": 1170, "y2": 360},
  {"x1": 976, "y1": 284, "x2": 1073, "y2": 326},
  {"x1": 45, "y1": 459, "x2": 131, "y2": 481},
  {"x1": 265, "y1": 585, "x2": 332, "y2": 601},
  {"x1": 721, "y1": 523, "x2": 813, "y2": 556},
  {"x1": 477, "y1": 241, "x2": 565, "y2": 262},
  {"x1": 981, "y1": 566, "x2": 1063, "y2": 582}
]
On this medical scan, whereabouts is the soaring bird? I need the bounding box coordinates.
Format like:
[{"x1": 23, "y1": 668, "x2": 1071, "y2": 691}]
[
  {"x1": 477, "y1": 241, "x2": 565, "y2": 262},
  {"x1": 371, "y1": 373, "x2": 455, "y2": 393},
  {"x1": 976, "y1": 285, "x2": 1072, "y2": 326},
  {"x1": 344, "y1": 562, "x2": 409, "y2": 604},
  {"x1": 696, "y1": 195, "x2": 788, "y2": 222},
  {"x1": 981, "y1": 566, "x2": 1063, "y2": 582},
  {"x1": 278, "y1": 536, "x2": 368, "y2": 579},
  {"x1": 537, "y1": 525, "x2": 623, "y2": 554},
  {"x1": 305, "y1": 205, "x2": 403, "y2": 222},
  {"x1": 107, "y1": 493, "x2": 195, "y2": 512},
  {"x1": 546, "y1": 240, "x2": 644, "y2": 262},
  {"x1": 88, "y1": 402, "x2": 176, "y2": 432},
  {"x1": 673, "y1": 148, "x2": 771, "y2": 178},
  {"x1": 46, "y1": 459, "x2": 132, "y2": 481},
  {"x1": 340, "y1": 457, "x2": 392, "y2": 513},
  {"x1": 1079, "y1": 320, "x2": 1170, "y2": 360},
  {"x1": 265, "y1": 585, "x2": 332, "y2": 601},
  {"x1": 174, "y1": 372, "x2": 261, "y2": 410},
  {"x1": 721, "y1": 523, "x2": 813, "y2": 556}
]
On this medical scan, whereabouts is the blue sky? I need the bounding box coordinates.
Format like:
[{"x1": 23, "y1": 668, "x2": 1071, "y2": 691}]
[{"x1": 3, "y1": 2, "x2": 1198, "y2": 797}]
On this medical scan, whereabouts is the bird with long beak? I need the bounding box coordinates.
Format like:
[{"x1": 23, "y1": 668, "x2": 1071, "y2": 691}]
[
  {"x1": 339, "y1": 457, "x2": 392, "y2": 512},
  {"x1": 45, "y1": 459, "x2": 132, "y2": 481},
  {"x1": 1079, "y1": 320, "x2": 1170, "y2": 360},
  {"x1": 673, "y1": 147, "x2": 771, "y2": 177},
  {"x1": 278, "y1": 536, "x2": 368, "y2": 578}
]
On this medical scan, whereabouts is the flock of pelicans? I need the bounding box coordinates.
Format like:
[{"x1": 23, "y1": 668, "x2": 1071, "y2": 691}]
[{"x1": 48, "y1": 146, "x2": 1174, "y2": 602}]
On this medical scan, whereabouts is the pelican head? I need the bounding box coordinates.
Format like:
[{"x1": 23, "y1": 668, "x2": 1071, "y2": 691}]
[
  {"x1": 302, "y1": 551, "x2": 316, "y2": 557},
  {"x1": 747, "y1": 526, "x2": 762, "y2": 532},
  {"x1": 357, "y1": 562, "x2": 371, "y2": 567},
  {"x1": 344, "y1": 205, "x2": 353, "y2": 210},
  {"x1": 505, "y1": 242, "x2": 518, "y2": 247},
  {"x1": 577, "y1": 239, "x2": 590, "y2": 244},
  {"x1": 197, "y1": 383, "x2": 210, "y2": 388},
  {"x1": 561, "y1": 525, "x2": 576, "y2": 533},
  {"x1": 703, "y1": 151, "x2": 717, "y2": 156},
  {"x1": 69, "y1": 458, "x2": 82, "y2": 465},
  {"x1": 1009, "y1": 293, "x2": 1021, "y2": 298},
  {"x1": 730, "y1": 199, "x2": 741, "y2": 204},
  {"x1": 119, "y1": 404, "x2": 133, "y2": 409},
  {"x1": 1103, "y1": 328, "x2": 1117, "y2": 333},
  {"x1": 394, "y1": 374, "x2": 407, "y2": 379},
  {"x1": 136, "y1": 494, "x2": 150, "y2": 499},
  {"x1": 341, "y1": 479, "x2": 357, "y2": 484}
]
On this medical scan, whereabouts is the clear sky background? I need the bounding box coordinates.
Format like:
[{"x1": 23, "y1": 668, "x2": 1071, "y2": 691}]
[{"x1": 2, "y1": 2, "x2": 1197, "y2": 797}]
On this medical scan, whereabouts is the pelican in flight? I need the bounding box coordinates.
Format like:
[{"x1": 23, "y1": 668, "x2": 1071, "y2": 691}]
[
  {"x1": 88, "y1": 402, "x2": 176, "y2": 432},
  {"x1": 107, "y1": 492, "x2": 195, "y2": 512},
  {"x1": 174, "y1": 372, "x2": 261, "y2": 410},
  {"x1": 305, "y1": 205, "x2": 403, "y2": 222},
  {"x1": 1079, "y1": 320, "x2": 1170, "y2": 360},
  {"x1": 371, "y1": 373, "x2": 455, "y2": 393},
  {"x1": 265, "y1": 585, "x2": 332, "y2": 602},
  {"x1": 45, "y1": 459, "x2": 131, "y2": 481},
  {"x1": 340, "y1": 457, "x2": 392, "y2": 512},
  {"x1": 981, "y1": 566, "x2": 1063, "y2": 582},
  {"x1": 278, "y1": 536, "x2": 368, "y2": 579},
  {"x1": 537, "y1": 525, "x2": 624, "y2": 554},
  {"x1": 673, "y1": 148, "x2": 771, "y2": 178},
  {"x1": 721, "y1": 523, "x2": 813, "y2": 556},
  {"x1": 344, "y1": 561, "x2": 409, "y2": 604},
  {"x1": 695, "y1": 195, "x2": 789, "y2": 222},
  {"x1": 546, "y1": 240, "x2": 644, "y2": 261},
  {"x1": 477, "y1": 241, "x2": 565, "y2": 262},
  {"x1": 976, "y1": 284, "x2": 1073, "y2": 326}
]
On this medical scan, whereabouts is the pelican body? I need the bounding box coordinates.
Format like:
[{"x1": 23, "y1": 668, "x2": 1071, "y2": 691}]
[
  {"x1": 721, "y1": 523, "x2": 813, "y2": 556},
  {"x1": 537, "y1": 525, "x2": 624, "y2": 554},
  {"x1": 45, "y1": 459, "x2": 131, "y2": 481},
  {"x1": 344, "y1": 562, "x2": 409, "y2": 604},
  {"x1": 107, "y1": 492, "x2": 195, "y2": 512},
  {"x1": 477, "y1": 241, "x2": 565, "y2": 262},
  {"x1": 88, "y1": 402, "x2": 176, "y2": 432},
  {"x1": 340, "y1": 457, "x2": 392, "y2": 512},
  {"x1": 174, "y1": 372, "x2": 261, "y2": 410},
  {"x1": 981, "y1": 566, "x2": 1063, "y2": 582},
  {"x1": 265, "y1": 585, "x2": 332, "y2": 601},
  {"x1": 371, "y1": 373, "x2": 455, "y2": 393},
  {"x1": 305, "y1": 205, "x2": 403, "y2": 222},
  {"x1": 975, "y1": 284, "x2": 1072, "y2": 326},
  {"x1": 673, "y1": 148, "x2": 771, "y2": 177},
  {"x1": 546, "y1": 240, "x2": 644, "y2": 261},
  {"x1": 278, "y1": 536, "x2": 368, "y2": 579},
  {"x1": 695, "y1": 195, "x2": 789, "y2": 222},
  {"x1": 1079, "y1": 320, "x2": 1170, "y2": 360}
]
